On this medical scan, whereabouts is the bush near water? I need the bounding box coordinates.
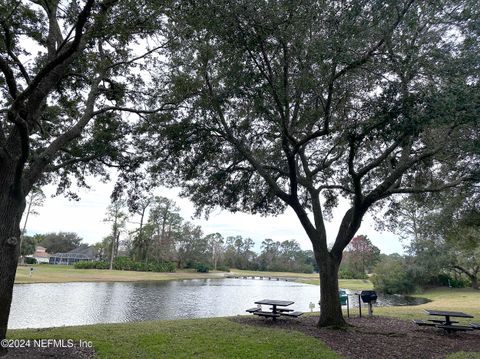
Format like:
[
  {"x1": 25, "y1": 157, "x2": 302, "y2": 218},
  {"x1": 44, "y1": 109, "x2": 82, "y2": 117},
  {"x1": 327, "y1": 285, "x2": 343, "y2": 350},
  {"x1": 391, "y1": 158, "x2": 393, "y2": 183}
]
[{"x1": 75, "y1": 257, "x2": 176, "y2": 272}]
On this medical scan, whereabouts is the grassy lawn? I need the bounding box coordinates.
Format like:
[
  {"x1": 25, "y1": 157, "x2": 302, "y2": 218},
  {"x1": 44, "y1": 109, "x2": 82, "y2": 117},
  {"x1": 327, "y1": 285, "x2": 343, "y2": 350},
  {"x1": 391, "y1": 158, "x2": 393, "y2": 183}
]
[
  {"x1": 300, "y1": 278, "x2": 373, "y2": 290},
  {"x1": 15, "y1": 264, "x2": 224, "y2": 284},
  {"x1": 7, "y1": 318, "x2": 341, "y2": 359},
  {"x1": 229, "y1": 268, "x2": 319, "y2": 280}
]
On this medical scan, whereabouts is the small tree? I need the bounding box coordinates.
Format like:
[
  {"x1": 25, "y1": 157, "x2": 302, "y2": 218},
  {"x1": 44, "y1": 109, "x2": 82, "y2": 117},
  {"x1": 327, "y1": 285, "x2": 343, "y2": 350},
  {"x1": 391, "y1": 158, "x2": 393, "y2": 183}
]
[
  {"x1": 128, "y1": 194, "x2": 153, "y2": 262},
  {"x1": 259, "y1": 239, "x2": 281, "y2": 271},
  {"x1": 104, "y1": 199, "x2": 127, "y2": 270},
  {"x1": 19, "y1": 187, "x2": 45, "y2": 263},
  {"x1": 148, "y1": 196, "x2": 183, "y2": 262},
  {"x1": 20, "y1": 236, "x2": 36, "y2": 258},
  {"x1": 223, "y1": 236, "x2": 257, "y2": 270},
  {"x1": 20, "y1": 188, "x2": 46, "y2": 236},
  {"x1": 205, "y1": 233, "x2": 224, "y2": 270},
  {"x1": 372, "y1": 255, "x2": 416, "y2": 294},
  {"x1": 343, "y1": 235, "x2": 380, "y2": 275},
  {"x1": 176, "y1": 222, "x2": 206, "y2": 268}
]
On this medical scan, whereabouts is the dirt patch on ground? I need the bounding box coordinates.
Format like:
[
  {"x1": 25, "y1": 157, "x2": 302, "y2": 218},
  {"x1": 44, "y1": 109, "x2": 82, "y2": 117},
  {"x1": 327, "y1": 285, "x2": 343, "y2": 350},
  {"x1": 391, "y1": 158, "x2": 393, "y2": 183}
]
[
  {"x1": 1, "y1": 344, "x2": 94, "y2": 359},
  {"x1": 232, "y1": 315, "x2": 480, "y2": 359}
]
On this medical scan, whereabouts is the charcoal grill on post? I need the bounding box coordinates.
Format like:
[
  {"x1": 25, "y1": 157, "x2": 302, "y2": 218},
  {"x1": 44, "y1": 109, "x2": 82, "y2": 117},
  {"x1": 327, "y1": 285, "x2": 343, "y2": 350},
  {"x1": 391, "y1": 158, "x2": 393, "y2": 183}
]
[{"x1": 360, "y1": 290, "x2": 377, "y2": 317}]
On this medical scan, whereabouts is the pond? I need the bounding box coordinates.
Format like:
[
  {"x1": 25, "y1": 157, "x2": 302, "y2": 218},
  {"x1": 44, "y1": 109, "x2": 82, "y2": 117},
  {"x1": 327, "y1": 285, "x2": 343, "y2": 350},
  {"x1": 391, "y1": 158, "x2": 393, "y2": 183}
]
[{"x1": 9, "y1": 278, "x2": 429, "y2": 329}]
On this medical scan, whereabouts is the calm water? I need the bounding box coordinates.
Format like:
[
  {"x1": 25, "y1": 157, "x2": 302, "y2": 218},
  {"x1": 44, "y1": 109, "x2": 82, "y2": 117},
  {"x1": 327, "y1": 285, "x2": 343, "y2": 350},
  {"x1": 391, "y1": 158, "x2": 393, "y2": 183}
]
[{"x1": 9, "y1": 278, "x2": 428, "y2": 329}]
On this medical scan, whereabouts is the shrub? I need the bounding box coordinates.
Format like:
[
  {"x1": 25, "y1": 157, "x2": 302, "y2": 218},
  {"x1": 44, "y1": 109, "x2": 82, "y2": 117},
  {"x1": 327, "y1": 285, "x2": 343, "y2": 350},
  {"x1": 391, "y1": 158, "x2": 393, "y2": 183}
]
[
  {"x1": 94, "y1": 261, "x2": 109, "y2": 269},
  {"x1": 338, "y1": 269, "x2": 368, "y2": 279},
  {"x1": 74, "y1": 261, "x2": 94, "y2": 269},
  {"x1": 193, "y1": 263, "x2": 210, "y2": 273},
  {"x1": 24, "y1": 257, "x2": 37, "y2": 265},
  {"x1": 75, "y1": 257, "x2": 177, "y2": 272},
  {"x1": 371, "y1": 256, "x2": 417, "y2": 294},
  {"x1": 437, "y1": 274, "x2": 468, "y2": 288},
  {"x1": 113, "y1": 256, "x2": 135, "y2": 271},
  {"x1": 74, "y1": 258, "x2": 176, "y2": 272},
  {"x1": 302, "y1": 266, "x2": 315, "y2": 274}
]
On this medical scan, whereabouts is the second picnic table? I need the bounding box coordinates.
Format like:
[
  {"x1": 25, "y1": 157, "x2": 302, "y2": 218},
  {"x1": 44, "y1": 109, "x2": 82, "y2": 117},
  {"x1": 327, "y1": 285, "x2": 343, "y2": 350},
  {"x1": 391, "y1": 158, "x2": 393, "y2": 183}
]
[
  {"x1": 418, "y1": 309, "x2": 475, "y2": 333},
  {"x1": 425, "y1": 309, "x2": 473, "y2": 325}
]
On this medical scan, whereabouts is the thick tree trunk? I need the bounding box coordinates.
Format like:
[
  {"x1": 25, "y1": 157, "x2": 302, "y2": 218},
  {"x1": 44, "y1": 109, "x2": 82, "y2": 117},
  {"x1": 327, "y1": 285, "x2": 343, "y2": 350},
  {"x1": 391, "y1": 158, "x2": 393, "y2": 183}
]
[
  {"x1": 317, "y1": 252, "x2": 346, "y2": 327},
  {"x1": 0, "y1": 172, "x2": 25, "y2": 352}
]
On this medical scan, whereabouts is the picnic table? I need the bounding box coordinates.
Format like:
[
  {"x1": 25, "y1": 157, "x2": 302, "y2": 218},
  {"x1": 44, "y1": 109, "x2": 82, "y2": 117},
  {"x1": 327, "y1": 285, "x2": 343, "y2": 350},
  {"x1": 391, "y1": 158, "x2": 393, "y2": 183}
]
[
  {"x1": 414, "y1": 309, "x2": 475, "y2": 334},
  {"x1": 246, "y1": 299, "x2": 303, "y2": 321},
  {"x1": 425, "y1": 310, "x2": 474, "y2": 326}
]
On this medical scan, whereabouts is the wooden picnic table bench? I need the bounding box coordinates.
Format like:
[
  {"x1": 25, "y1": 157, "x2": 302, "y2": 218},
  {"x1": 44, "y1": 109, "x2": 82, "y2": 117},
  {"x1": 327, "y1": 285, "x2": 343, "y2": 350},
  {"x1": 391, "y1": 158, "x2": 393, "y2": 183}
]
[
  {"x1": 246, "y1": 307, "x2": 260, "y2": 313},
  {"x1": 428, "y1": 319, "x2": 459, "y2": 324},
  {"x1": 281, "y1": 311, "x2": 304, "y2": 318},
  {"x1": 437, "y1": 325, "x2": 474, "y2": 333},
  {"x1": 253, "y1": 311, "x2": 281, "y2": 318},
  {"x1": 275, "y1": 308, "x2": 294, "y2": 313}
]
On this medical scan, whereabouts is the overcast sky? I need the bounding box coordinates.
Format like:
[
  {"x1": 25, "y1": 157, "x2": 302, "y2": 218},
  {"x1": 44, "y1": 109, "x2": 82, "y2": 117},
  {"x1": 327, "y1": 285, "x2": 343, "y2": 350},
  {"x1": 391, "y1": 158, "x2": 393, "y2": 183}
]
[{"x1": 24, "y1": 178, "x2": 406, "y2": 255}]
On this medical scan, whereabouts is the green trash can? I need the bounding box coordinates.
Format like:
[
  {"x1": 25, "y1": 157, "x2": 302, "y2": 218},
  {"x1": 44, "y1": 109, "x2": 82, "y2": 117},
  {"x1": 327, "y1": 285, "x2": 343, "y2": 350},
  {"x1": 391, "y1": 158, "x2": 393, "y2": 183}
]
[
  {"x1": 339, "y1": 290, "x2": 348, "y2": 306},
  {"x1": 339, "y1": 290, "x2": 350, "y2": 317}
]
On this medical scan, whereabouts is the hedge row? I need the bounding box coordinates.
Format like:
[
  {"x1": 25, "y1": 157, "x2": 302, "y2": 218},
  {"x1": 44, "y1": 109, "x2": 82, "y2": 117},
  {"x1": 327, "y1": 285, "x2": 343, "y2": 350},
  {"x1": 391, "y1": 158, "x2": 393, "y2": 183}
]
[{"x1": 74, "y1": 257, "x2": 176, "y2": 272}]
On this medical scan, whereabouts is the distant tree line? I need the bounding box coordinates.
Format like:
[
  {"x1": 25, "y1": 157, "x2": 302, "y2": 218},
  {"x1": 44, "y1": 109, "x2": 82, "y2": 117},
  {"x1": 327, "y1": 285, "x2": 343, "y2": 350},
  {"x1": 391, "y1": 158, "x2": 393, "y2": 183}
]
[
  {"x1": 22, "y1": 194, "x2": 382, "y2": 276},
  {"x1": 97, "y1": 195, "x2": 318, "y2": 273},
  {"x1": 23, "y1": 196, "x2": 320, "y2": 273}
]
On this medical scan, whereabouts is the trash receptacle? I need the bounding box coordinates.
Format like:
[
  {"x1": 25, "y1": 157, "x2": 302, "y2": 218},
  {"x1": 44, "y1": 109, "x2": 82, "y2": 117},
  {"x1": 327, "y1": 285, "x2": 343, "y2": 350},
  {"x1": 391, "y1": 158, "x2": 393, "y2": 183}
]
[{"x1": 339, "y1": 290, "x2": 348, "y2": 306}]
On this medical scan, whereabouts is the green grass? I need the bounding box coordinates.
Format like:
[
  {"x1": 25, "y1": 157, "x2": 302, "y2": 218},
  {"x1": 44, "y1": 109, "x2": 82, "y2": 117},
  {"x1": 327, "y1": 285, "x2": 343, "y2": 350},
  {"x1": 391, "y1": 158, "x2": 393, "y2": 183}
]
[
  {"x1": 229, "y1": 269, "x2": 319, "y2": 280},
  {"x1": 8, "y1": 318, "x2": 341, "y2": 359},
  {"x1": 15, "y1": 264, "x2": 225, "y2": 284},
  {"x1": 300, "y1": 278, "x2": 373, "y2": 290}
]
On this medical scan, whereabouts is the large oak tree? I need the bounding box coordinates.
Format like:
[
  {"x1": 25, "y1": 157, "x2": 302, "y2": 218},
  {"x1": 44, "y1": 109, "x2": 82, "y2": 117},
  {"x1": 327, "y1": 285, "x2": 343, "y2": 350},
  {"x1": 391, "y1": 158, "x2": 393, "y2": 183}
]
[
  {"x1": 0, "y1": 0, "x2": 166, "y2": 346},
  {"x1": 140, "y1": 0, "x2": 479, "y2": 326}
]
